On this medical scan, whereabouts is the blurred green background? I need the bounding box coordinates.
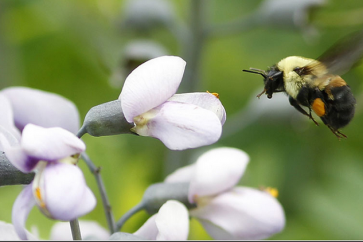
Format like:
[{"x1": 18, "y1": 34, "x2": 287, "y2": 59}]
[{"x1": 1, "y1": 0, "x2": 363, "y2": 240}]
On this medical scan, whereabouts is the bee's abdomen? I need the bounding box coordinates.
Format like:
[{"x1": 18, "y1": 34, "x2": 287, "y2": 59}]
[{"x1": 322, "y1": 85, "x2": 356, "y2": 130}]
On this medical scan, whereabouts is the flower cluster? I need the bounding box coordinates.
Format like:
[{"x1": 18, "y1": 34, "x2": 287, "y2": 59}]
[
  {"x1": 0, "y1": 55, "x2": 286, "y2": 240},
  {"x1": 0, "y1": 88, "x2": 95, "y2": 240},
  {"x1": 165, "y1": 147, "x2": 286, "y2": 240}
]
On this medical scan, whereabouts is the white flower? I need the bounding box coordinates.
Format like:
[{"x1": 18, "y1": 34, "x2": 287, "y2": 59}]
[
  {"x1": 166, "y1": 147, "x2": 285, "y2": 240},
  {"x1": 134, "y1": 200, "x2": 189, "y2": 240},
  {"x1": 119, "y1": 56, "x2": 226, "y2": 150}
]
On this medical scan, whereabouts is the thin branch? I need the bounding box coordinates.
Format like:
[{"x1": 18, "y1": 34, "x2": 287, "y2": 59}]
[
  {"x1": 70, "y1": 219, "x2": 82, "y2": 240},
  {"x1": 81, "y1": 152, "x2": 116, "y2": 234},
  {"x1": 115, "y1": 201, "x2": 145, "y2": 232}
]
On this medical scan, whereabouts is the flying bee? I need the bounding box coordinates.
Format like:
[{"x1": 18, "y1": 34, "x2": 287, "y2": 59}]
[{"x1": 243, "y1": 30, "x2": 363, "y2": 139}]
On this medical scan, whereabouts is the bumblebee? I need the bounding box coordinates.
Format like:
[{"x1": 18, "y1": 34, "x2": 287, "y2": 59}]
[{"x1": 243, "y1": 30, "x2": 363, "y2": 139}]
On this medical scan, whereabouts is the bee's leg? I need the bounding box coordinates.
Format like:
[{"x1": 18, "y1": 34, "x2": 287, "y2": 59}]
[
  {"x1": 256, "y1": 89, "x2": 266, "y2": 99},
  {"x1": 289, "y1": 96, "x2": 319, "y2": 126},
  {"x1": 327, "y1": 125, "x2": 347, "y2": 139}
]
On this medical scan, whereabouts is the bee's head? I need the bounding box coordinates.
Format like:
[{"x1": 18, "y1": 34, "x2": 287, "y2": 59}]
[{"x1": 243, "y1": 67, "x2": 284, "y2": 99}]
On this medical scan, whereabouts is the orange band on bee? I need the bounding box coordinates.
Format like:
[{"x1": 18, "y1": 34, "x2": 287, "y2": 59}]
[{"x1": 312, "y1": 98, "x2": 326, "y2": 117}]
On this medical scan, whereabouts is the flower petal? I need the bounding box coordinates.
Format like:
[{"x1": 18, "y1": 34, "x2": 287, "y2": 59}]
[
  {"x1": 1, "y1": 86, "x2": 80, "y2": 134},
  {"x1": 0, "y1": 94, "x2": 21, "y2": 141},
  {"x1": 0, "y1": 126, "x2": 20, "y2": 152},
  {"x1": 50, "y1": 220, "x2": 110, "y2": 240},
  {"x1": 120, "y1": 56, "x2": 186, "y2": 122},
  {"x1": 134, "y1": 200, "x2": 189, "y2": 241},
  {"x1": 190, "y1": 187, "x2": 285, "y2": 240},
  {"x1": 164, "y1": 164, "x2": 196, "y2": 183},
  {"x1": 21, "y1": 124, "x2": 85, "y2": 161},
  {"x1": 155, "y1": 200, "x2": 189, "y2": 240},
  {"x1": 0, "y1": 221, "x2": 37, "y2": 240},
  {"x1": 188, "y1": 147, "x2": 249, "y2": 203},
  {"x1": 138, "y1": 101, "x2": 222, "y2": 150},
  {"x1": 168, "y1": 93, "x2": 226, "y2": 125},
  {"x1": 39, "y1": 163, "x2": 96, "y2": 220},
  {"x1": 2, "y1": 144, "x2": 39, "y2": 173},
  {"x1": 134, "y1": 214, "x2": 159, "y2": 240},
  {"x1": 12, "y1": 184, "x2": 36, "y2": 240}
]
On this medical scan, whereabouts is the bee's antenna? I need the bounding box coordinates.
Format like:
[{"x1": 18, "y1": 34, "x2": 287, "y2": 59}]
[{"x1": 243, "y1": 68, "x2": 267, "y2": 78}]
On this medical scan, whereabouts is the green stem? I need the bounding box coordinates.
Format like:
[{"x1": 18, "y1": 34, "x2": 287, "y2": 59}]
[
  {"x1": 163, "y1": 0, "x2": 208, "y2": 177},
  {"x1": 115, "y1": 202, "x2": 145, "y2": 231},
  {"x1": 70, "y1": 219, "x2": 82, "y2": 240},
  {"x1": 180, "y1": 0, "x2": 207, "y2": 92},
  {"x1": 81, "y1": 152, "x2": 116, "y2": 234},
  {"x1": 77, "y1": 128, "x2": 116, "y2": 233}
]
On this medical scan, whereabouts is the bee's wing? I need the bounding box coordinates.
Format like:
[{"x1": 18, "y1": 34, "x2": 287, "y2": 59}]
[{"x1": 304, "y1": 29, "x2": 363, "y2": 76}]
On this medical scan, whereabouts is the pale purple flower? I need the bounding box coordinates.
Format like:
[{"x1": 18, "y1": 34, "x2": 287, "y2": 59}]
[
  {"x1": 0, "y1": 94, "x2": 21, "y2": 150},
  {"x1": 165, "y1": 147, "x2": 285, "y2": 240},
  {"x1": 134, "y1": 200, "x2": 189, "y2": 240},
  {"x1": 1, "y1": 86, "x2": 80, "y2": 134},
  {"x1": 0, "y1": 124, "x2": 96, "y2": 240},
  {"x1": 119, "y1": 56, "x2": 226, "y2": 150}
]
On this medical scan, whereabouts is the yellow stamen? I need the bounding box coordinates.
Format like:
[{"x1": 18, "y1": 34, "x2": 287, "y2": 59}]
[
  {"x1": 35, "y1": 187, "x2": 46, "y2": 208},
  {"x1": 206, "y1": 90, "x2": 220, "y2": 99},
  {"x1": 265, "y1": 187, "x2": 279, "y2": 198},
  {"x1": 71, "y1": 153, "x2": 80, "y2": 159}
]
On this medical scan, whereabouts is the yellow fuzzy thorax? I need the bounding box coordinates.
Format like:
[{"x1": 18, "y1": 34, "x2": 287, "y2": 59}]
[{"x1": 276, "y1": 56, "x2": 327, "y2": 99}]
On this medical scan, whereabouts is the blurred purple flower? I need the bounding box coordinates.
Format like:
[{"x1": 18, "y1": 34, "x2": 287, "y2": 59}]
[
  {"x1": 1, "y1": 86, "x2": 80, "y2": 134},
  {"x1": 119, "y1": 56, "x2": 226, "y2": 150},
  {"x1": 165, "y1": 147, "x2": 285, "y2": 240},
  {"x1": 0, "y1": 124, "x2": 96, "y2": 240},
  {"x1": 134, "y1": 200, "x2": 189, "y2": 240}
]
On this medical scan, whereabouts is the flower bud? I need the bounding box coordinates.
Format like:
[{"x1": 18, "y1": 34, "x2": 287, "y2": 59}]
[
  {"x1": 109, "y1": 40, "x2": 168, "y2": 88},
  {"x1": 120, "y1": 0, "x2": 175, "y2": 32},
  {"x1": 256, "y1": 0, "x2": 326, "y2": 41},
  {"x1": 79, "y1": 100, "x2": 135, "y2": 137},
  {"x1": 142, "y1": 182, "x2": 194, "y2": 214},
  {"x1": 0, "y1": 152, "x2": 34, "y2": 186}
]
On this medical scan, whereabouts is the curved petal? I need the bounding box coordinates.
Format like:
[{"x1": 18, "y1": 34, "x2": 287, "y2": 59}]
[
  {"x1": 190, "y1": 187, "x2": 285, "y2": 240},
  {"x1": 1, "y1": 86, "x2": 80, "y2": 134},
  {"x1": 38, "y1": 163, "x2": 96, "y2": 220},
  {"x1": 0, "y1": 126, "x2": 20, "y2": 152},
  {"x1": 120, "y1": 56, "x2": 186, "y2": 122},
  {"x1": 134, "y1": 214, "x2": 158, "y2": 240},
  {"x1": 155, "y1": 200, "x2": 189, "y2": 240},
  {"x1": 2, "y1": 145, "x2": 38, "y2": 173},
  {"x1": 50, "y1": 220, "x2": 110, "y2": 240},
  {"x1": 0, "y1": 94, "x2": 21, "y2": 140},
  {"x1": 137, "y1": 101, "x2": 222, "y2": 150},
  {"x1": 12, "y1": 184, "x2": 36, "y2": 240},
  {"x1": 21, "y1": 124, "x2": 85, "y2": 162},
  {"x1": 164, "y1": 164, "x2": 196, "y2": 183},
  {"x1": 188, "y1": 147, "x2": 249, "y2": 203},
  {"x1": 168, "y1": 93, "x2": 226, "y2": 125}
]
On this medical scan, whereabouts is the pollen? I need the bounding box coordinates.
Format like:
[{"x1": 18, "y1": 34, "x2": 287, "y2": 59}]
[
  {"x1": 312, "y1": 98, "x2": 326, "y2": 117},
  {"x1": 35, "y1": 187, "x2": 46, "y2": 208},
  {"x1": 206, "y1": 91, "x2": 220, "y2": 99},
  {"x1": 264, "y1": 187, "x2": 279, "y2": 198}
]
